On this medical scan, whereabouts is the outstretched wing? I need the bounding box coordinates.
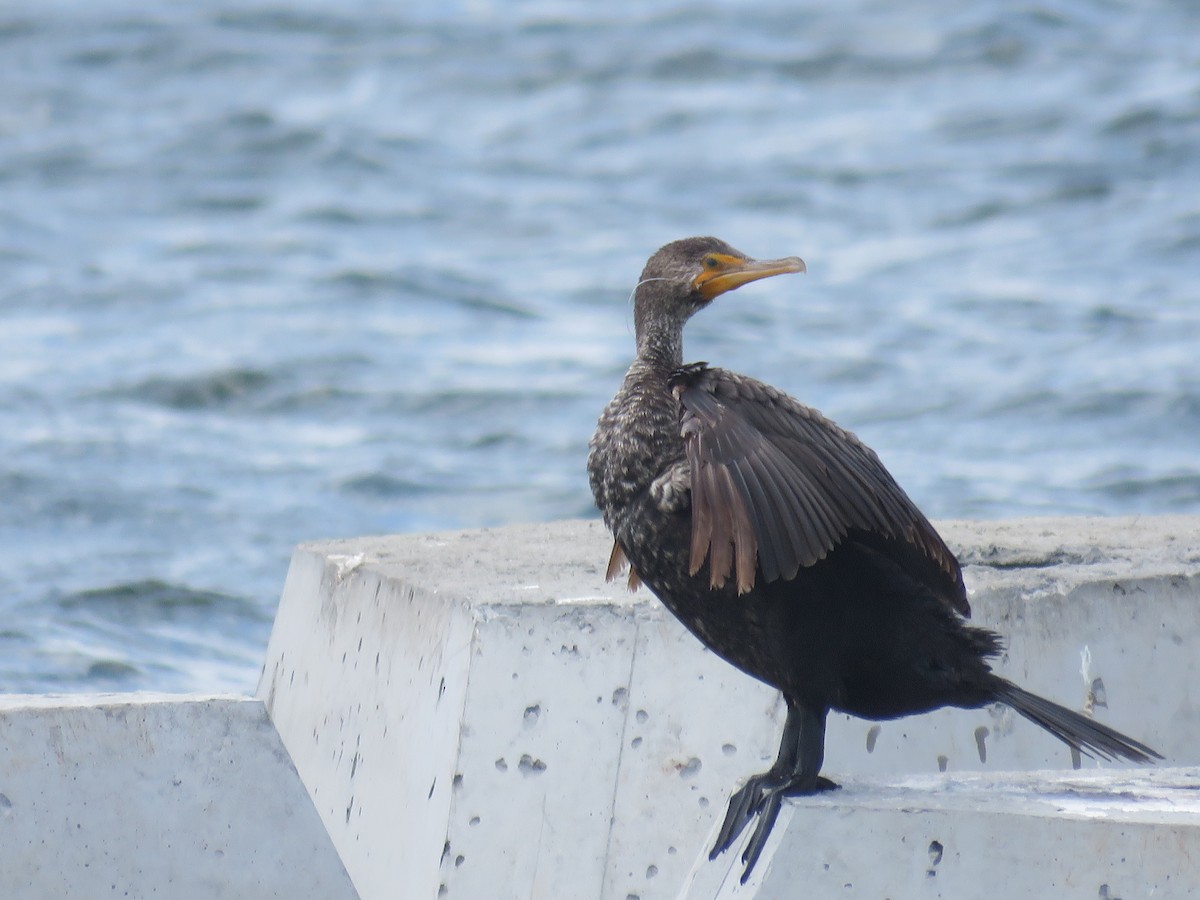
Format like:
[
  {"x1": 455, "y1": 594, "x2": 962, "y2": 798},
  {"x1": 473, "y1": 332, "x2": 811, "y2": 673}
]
[{"x1": 672, "y1": 364, "x2": 966, "y2": 613}]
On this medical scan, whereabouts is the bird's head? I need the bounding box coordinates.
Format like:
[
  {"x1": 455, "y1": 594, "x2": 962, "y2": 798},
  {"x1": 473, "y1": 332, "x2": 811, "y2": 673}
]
[{"x1": 633, "y1": 236, "x2": 805, "y2": 361}]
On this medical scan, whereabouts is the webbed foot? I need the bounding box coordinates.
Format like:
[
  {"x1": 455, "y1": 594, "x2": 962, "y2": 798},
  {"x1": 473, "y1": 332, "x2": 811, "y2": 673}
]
[{"x1": 709, "y1": 772, "x2": 839, "y2": 881}]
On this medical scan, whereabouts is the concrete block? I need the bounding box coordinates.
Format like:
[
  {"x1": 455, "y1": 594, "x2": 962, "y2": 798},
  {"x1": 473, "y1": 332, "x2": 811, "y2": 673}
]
[
  {"x1": 0, "y1": 693, "x2": 357, "y2": 899},
  {"x1": 258, "y1": 516, "x2": 1200, "y2": 900},
  {"x1": 258, "y1": 523, "x2": 779, "y2": 900},
  {"x1": 686, "y1": 767, "x2": 1200, "y2": 899}
]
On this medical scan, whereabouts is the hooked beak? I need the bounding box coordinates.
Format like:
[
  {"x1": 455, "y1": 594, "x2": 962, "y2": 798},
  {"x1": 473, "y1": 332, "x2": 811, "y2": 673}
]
[{"x1": 693, "y1": 254, "x2": 807, "y2": 301}]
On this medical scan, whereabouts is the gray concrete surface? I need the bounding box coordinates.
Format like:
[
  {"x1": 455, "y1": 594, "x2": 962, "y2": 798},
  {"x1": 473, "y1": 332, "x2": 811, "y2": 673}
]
[
  {"x1": 688, "y1": 767, "x2": 1200, "y2": 899},
  {"x1": 0, "y1": 693, "x2": 358, "y2": 899},
  {"x1": 258, "y1": 516, "x2": 1200, "y2": 900}
]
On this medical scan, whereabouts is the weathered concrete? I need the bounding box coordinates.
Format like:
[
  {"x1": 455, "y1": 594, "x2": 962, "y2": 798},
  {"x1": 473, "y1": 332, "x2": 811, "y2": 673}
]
[
  {"x1": 688, "y1": 767, "x2": 1200, "y2": 899},
  {"x1": 258, "y1": 516, "x2": 1200, "y2": 900},
  {"x1": 0, "y1": 693, "x2": 358, "y2": 899}
]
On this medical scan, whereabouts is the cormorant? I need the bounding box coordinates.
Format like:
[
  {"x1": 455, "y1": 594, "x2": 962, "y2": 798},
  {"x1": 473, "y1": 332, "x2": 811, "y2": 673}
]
[{"x1": 587, "y1": 236, "x2": 1160, "y2": 881}]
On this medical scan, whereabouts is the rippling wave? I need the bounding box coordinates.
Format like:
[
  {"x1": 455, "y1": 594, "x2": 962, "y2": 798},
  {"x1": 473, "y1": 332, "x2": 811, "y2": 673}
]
[{"x1": 1, "y1": 0, "x2": 1197, "y2": 692}]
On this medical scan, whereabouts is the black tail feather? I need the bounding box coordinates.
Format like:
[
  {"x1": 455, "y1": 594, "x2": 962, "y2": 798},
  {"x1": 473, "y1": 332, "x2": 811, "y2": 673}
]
[{"x1": 992, "y1": 680, "x2": 1162, "y2": 763}]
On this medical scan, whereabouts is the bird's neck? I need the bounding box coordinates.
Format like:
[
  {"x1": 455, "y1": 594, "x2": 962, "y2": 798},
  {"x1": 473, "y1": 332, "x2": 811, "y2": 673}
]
[{"x1": 634, "y1": 320, "x2": 684, "y2": 371}]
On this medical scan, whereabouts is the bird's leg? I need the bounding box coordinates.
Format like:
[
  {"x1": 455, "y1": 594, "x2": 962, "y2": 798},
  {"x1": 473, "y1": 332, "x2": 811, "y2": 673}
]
[
  {"x1": 709, "y1": 700, "x2": 836, "y2": 882},
  {"x1": 709, "y1": 702, "x2": 804, "y2": 861}
]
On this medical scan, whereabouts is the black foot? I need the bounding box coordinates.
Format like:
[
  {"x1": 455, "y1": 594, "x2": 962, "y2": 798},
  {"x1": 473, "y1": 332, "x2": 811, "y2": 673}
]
[{"x1": 709, "y1": 773, "x2": 839, "y2": 882}]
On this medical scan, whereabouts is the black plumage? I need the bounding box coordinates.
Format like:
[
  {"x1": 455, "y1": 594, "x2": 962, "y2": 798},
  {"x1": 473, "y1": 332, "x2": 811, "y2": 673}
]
[{"x1": 587, "y1": 236, "x2": 1160, "y2": 881}]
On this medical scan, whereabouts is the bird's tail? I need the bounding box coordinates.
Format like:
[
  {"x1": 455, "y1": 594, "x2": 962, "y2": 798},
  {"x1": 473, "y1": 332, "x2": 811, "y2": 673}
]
[{"x1": 991, "y1": 679, "x2": 1162, "y2": 763}]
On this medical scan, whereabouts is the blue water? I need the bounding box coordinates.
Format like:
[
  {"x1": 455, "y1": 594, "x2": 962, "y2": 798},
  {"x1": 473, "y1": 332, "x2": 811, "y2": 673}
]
[{"x1": 2, "y1": 0, "x2": 1198, "y2": 694}]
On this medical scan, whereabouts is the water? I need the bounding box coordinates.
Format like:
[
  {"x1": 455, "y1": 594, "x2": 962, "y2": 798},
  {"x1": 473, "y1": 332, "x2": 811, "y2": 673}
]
[{"x1": 2, "y1": 0, "x2": 1197, "y2": 694}]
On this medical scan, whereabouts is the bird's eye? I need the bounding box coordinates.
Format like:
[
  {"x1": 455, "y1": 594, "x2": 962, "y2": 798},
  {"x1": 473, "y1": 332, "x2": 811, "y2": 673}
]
[{"x1": 704, "y1": 256, "x2": 720, "y2": 269}]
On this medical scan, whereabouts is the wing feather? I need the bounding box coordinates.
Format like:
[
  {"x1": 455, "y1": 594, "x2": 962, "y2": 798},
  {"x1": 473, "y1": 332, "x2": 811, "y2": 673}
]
[
  {"x1": 673, "y1": 365, "x2": 967, "y2": 612},
  {"x1": 706, "y1": 462, "x2": 735, "y2": 587},
  {"x1": 725, "y1": 462, "x2": 777, "y2": 582},
  {"x1": 688, "y1": 443, "x2": 715, "y2": 577}
]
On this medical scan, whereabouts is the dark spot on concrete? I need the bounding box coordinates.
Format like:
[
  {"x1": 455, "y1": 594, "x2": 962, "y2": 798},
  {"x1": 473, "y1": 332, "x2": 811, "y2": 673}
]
[
  {"x1": 926, "y1": 840, "x2": 943, "y2": 877},
  {"x1": 866, "y1": 725, "x2": 881, "y2": 753},
  {"x1": 974, "y1": 726, "x2": 989, "y2": 763},
  {"x1": 518, "y1": 754, "x2": 547, "y2": 775}
]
